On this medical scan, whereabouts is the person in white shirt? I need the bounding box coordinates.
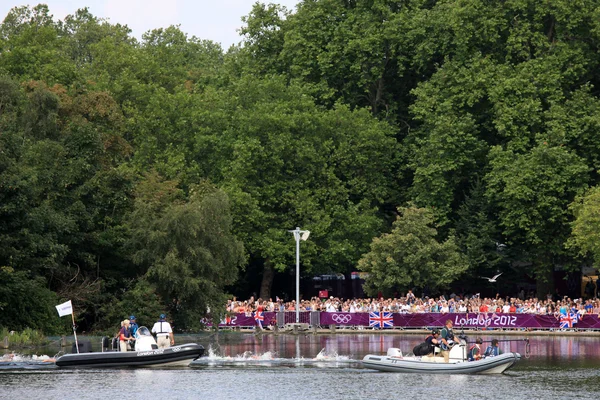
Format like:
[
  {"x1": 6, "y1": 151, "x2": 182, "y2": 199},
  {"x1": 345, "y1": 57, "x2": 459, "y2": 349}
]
[{"x1": 151, "y1": 314, "x2": 174, "y2": 349}]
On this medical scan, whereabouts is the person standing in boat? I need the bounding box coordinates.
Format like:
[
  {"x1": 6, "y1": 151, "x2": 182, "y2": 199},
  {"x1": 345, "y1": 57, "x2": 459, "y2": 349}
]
[
  {"x1": 468, "y1": 337, "x2": 483, "y2": 361},
  {"x1": 440, "y1": 319, "x2": 455, "y2": 363},
  {"x1": 119, "y1": 319, "x2": 135, "y2": 352},
  {"x1": 152, "y1": 314, "x2": 174, "y2": 349},
  {"x1": 484, "y1": 338, "x2": 503, "y2": 357},
  {"x1": 127, "y1": 316, "x2": 139, "y2": 350},
  {"x1": 129, "y1": 315, "x2": 139, "y2": 337}
]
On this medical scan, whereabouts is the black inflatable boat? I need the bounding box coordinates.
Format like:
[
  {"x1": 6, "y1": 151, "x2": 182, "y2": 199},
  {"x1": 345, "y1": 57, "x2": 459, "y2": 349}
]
[{"x1": 55, "y1": 327, "x2": 204, "y2": 368}]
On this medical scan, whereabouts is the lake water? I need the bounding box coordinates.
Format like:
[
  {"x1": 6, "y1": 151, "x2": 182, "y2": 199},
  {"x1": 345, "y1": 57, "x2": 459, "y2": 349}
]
[{"x1": 1, "y1": 332, "x2": 599, "y2": 400}]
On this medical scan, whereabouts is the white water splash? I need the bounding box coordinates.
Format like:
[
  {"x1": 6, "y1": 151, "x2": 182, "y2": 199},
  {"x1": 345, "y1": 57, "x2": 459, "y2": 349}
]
[
  {"x1": 205, "y1": 345, "x2": 276, "y2": 361},
  {"x1": 194, "y1": 345, "x2": 355, "y2": 367},
  {"x1": 315, "y1": 348, "x2": 350, "y2": 361}
]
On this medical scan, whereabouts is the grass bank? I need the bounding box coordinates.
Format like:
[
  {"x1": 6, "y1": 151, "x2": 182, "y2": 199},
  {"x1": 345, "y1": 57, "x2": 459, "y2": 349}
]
[{"x1": 1, "y1": 328, "x2": 49, "y2": 348}]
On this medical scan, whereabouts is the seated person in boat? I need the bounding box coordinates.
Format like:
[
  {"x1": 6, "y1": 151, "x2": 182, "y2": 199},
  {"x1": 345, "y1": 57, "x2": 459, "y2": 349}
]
[
  {"x1": 119, "y1": 319, "x2": 135, "y2": 352},
  {"x1": 484, "y1": 339, "x2": 503, "y2": 357},
  {"x1": 440, "y1": 319, "x2": 455, "y2": 363},
  {"x1": 413, "y1": 329, "x2": 441, "y2": 356},
  {"x1": 468, "y1": 337, "x2": 483, "y2": 361},
  {"x1": 425, "y1": 329, "x2": 441, "y2": 352}
]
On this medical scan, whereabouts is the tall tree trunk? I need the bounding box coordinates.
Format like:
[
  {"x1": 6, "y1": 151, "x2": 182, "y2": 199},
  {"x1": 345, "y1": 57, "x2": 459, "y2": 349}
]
[{"x1": 259, "y1": 258, "x2": 274, "y2": 300}]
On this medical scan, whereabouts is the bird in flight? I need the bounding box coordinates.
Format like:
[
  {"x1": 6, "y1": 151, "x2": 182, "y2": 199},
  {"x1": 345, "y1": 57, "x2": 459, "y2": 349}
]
[{"x1": 481, "y1": 273, "x2": 502, "y2": 282}]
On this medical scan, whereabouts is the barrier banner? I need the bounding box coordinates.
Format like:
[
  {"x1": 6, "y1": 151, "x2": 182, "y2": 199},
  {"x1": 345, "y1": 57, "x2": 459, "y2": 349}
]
[{"x1": 217, "y1": 312, "x2": 600, "y2": 329}]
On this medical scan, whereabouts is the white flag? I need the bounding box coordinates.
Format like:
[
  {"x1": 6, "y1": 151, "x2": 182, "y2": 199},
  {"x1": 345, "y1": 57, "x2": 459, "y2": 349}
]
[{"x1": 55, "y1": 300, "x2": 73, "y2": 317}]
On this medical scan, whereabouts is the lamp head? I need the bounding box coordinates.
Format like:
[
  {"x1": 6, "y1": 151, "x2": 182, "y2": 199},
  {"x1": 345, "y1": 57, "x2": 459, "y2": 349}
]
[{"x1": 301, "y1": 231, "x2": 310, "y2": 241}]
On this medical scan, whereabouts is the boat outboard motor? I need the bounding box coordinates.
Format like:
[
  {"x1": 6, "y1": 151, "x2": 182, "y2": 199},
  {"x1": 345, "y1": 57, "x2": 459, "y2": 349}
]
[
  {"x1": 73, "y1": 340, "x2": 93, "y2": 353},
  {"x1": 134, "y1": 326, "x2": 159, "y2": 351},
  {"x1": 101, "y1": 336, "x2": 110, "y2": 352},
  {"x1": 387, "y1": 348, "x2": 403, "y2": 358}
]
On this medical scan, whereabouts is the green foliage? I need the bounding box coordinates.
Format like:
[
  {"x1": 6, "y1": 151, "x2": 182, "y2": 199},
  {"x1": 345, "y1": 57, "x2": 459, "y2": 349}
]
[
  {"x1": 0, "y1": 327, "x2": 48, "y2": 347},
  {"x1": 358, "y1": 205, "x2": 468, "y2": 296},
  {"x1": 0, "y1": 266, "x2": 66, "y2": 334},
  {"x1": 568, "y1": 186, "x2": 600, "y2": 264},
  {"x1": 127, "y1": 174, "x2": 245, "y2": 327},
  {"x1": 96, "y1": 278, "x2": 164, "y2": 334},
  {"x1": 4, "y1": 0, "x2": 600, "y2": 331}
]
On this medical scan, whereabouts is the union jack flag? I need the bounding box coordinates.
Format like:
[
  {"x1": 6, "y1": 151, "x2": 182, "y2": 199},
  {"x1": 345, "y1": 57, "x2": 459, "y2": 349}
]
[
  {"x1": 559, "y1": 312, "x2": 578, "y2": 329},
  {"x1": 369, "y1": 311, "x2": 394, "y2": 328},
  {"x1": 254, "y1": 311, "x2": 264, "y2": 322}
]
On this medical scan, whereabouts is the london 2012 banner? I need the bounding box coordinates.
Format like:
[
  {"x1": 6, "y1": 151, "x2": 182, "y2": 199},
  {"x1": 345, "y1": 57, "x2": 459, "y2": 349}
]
[
  {"x1": 320, "y1": 312, "x2": 600, "y2": 329},
  {"x1": 218, "y1": 312, "x2": 600, "y2": 329}
]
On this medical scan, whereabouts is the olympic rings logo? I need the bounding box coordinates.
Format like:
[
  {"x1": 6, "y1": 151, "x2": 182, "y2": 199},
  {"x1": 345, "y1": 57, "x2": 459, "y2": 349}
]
[{"x1": 331, "y1": 313, "x2": 352, "y2": 324}]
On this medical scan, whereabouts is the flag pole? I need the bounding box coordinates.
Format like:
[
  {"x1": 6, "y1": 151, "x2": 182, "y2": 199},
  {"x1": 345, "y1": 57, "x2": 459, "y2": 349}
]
[{"x1": 71, "y1": 311, "x2": 79, "y2": 354}]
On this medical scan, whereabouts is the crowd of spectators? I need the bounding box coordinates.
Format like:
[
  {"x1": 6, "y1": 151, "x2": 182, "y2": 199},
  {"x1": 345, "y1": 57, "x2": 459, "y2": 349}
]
[{"x1": 227, "y1": 290, "x2": 600, "y2": 318}]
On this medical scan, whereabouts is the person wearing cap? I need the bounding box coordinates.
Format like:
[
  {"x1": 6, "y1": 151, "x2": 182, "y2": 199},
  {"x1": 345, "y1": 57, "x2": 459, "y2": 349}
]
[
  {"x1": 468, "y1": 338, "x2": 483, "y2": 361},
  {"x1": 129, "y1": 315, "x2": 139, "y2": 338},
  {"x1": 484, "y1": 339, "x2": 503, "y2": 357},
  {"x1": 118, "y1": 319, "x2": 135, "y2": 352},
  {"x1": 440, "y1": 319, "x2": 455, "y2": 363},
  {"x1": 426, "y1": 329, "x2": 441, "y2": 355},
  {"x1": 151, "y1": 314, "x2": 174, "y2": 349}
]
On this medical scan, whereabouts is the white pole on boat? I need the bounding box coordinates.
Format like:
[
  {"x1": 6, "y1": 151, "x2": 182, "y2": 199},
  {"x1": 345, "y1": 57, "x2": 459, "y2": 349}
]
[
  {"x1": 55, "y1": 300, "x2": 79, "y2": 353},
  {"x1": 289, "y1": 227, "x2": 310, "y2": 324},
  {"x1": 71, "y1": 311, "x2": 80, "y2": 354}
]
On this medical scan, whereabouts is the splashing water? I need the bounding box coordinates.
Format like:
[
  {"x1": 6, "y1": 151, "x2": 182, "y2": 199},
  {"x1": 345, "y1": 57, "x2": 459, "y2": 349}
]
[
  {"x1": 315, "y1": 348, "x2": 350, "y2": 361},
  {"x1": 204, "y1": 345, "x2": 276, "y2": 361},
  {"x1": 193, "y1": 345, "x2": 356, "y2": 368}
]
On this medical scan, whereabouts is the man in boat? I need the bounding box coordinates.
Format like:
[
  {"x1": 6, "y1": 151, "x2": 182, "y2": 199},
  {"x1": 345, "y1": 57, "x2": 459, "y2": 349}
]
[
  {"x1": 413, "y1": 329, "x2": 441, "y2": 356},
  {"x1": 119, "y1": 319, "x2": 135, "y2": 352},
  {"x1": 152, "y1": 314, "x2": 174, "y2": 349},
  {"x1": 440, "y1": 319, "x2": 455, "y2": 363},
  {"x1": 129, "y1": 315, "x2": 139, "y2": 337},
  {"x1": 484, "y1": 338, "x2": 503, "y2": 357},
  {"x1": 128, "y1": 315, "x2": 139, "y2": 350},
  {"x1": 468, "y1": 337, "x2": 483, "y2": 361},
  {"x1": 425, "y1": 329, "x2": 442, "y2": 356}
]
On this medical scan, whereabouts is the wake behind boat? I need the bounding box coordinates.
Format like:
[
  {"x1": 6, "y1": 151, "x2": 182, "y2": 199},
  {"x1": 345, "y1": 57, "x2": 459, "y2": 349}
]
[
  {"x1": 55, "y1": 327, "x2": 204, "y2": 368},
  {"x1": 362, "y1": 337, "x2": 522, "y2": 374}
]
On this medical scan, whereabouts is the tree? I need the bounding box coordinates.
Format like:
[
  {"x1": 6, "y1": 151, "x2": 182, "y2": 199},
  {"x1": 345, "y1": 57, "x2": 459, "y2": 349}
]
[
  {"x1": 486, "y1": 144, "x2": 589, "y2": 295},
  {"x1": 127, "y1": 173, "x2": 245, "y2": 328},
  {"x1": 568, "y1": 186, "x2": 600, "y2": 264},
  {"x1": 0, "y1": 266, "x2": 65, "y2": 334},
  {"x1": 358, "y1": 205, "x2": 468, "y2": 297}
]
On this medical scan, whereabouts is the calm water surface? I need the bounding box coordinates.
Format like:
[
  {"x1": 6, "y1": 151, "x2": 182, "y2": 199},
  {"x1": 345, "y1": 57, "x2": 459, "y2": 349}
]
[{"x1": 1, "y1": 333, "x2": 599, "y2": 400}]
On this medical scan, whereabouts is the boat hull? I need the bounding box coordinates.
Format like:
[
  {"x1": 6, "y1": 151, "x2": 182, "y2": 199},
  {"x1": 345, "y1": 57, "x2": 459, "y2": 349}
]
[
  {"x1": 55, "y1": 343, "x2": 204, "y2": 368},
  {"x1": 362, "y1": 352, "x2": 521, "y2": 374}
]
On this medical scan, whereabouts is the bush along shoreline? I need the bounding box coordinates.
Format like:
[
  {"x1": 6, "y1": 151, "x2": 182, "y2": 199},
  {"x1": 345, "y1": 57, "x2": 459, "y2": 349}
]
[{"x1": 1, "y1": 328, "x2": 49, "y2": 349}]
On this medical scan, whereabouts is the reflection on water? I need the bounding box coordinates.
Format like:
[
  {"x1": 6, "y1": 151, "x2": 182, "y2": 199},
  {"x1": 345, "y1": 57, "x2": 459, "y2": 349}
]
[{"x1": 1, "y1": 333, "x2": 600, "y2": 400}]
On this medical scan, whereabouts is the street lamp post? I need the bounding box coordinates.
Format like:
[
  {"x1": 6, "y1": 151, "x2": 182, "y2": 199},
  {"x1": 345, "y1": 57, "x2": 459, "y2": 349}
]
[{"x1": 289, "y1": 227, "x2": 310, "y2": 323}]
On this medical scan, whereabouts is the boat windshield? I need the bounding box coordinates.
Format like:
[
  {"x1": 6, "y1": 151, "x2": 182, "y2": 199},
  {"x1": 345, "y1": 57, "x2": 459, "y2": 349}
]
[{"x1": 136, "y1": 326, "x2": 152, "y2": 337}]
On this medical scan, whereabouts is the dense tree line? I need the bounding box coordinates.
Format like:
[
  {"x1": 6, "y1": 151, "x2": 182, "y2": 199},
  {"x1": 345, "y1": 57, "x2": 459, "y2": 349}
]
[{"x1": 1, "y1": 1, "x2": 600, "y2": 333}]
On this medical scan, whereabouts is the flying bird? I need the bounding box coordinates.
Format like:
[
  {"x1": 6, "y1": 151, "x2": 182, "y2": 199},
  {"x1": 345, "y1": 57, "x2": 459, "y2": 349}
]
[{"x1": 481, "y1": 273, "x2": 502, "y2": 283}]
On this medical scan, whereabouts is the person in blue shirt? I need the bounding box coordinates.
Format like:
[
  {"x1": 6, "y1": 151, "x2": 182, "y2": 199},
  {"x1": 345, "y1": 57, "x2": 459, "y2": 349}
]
[
  {"x1": 129, "y1": 315, "x2": 139, "y2": 338},
  {"x1": 484, "y1": 339, "x2": 502, "y2": 357}
]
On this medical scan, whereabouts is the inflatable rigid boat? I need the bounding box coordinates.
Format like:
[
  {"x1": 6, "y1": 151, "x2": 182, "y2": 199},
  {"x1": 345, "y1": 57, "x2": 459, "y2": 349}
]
[
  {"x1": 362, "y1": 338, "x2": 521, "y2": 374},
  {"x1": 55, "y1": 327, "x2": 204, "y2": 368}
]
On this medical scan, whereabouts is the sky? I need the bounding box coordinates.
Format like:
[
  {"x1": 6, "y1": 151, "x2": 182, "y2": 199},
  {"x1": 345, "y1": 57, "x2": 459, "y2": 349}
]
[{"x1": 0, "y1": 0, "x2": 299, "y2": 49}]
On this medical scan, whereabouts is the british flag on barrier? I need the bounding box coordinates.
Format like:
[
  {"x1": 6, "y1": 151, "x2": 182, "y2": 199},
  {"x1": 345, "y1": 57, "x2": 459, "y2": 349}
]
[
  {"x1": 369, "y1": 311, "x2": 394, "y2": 328},
  {"x1": 559, "y1": 312, "x2": 578, "y2": 329},
  {"x1": 254, "y1": 311, "x2": 264, "y2": 322}
]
